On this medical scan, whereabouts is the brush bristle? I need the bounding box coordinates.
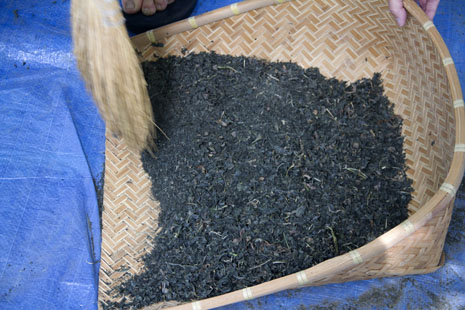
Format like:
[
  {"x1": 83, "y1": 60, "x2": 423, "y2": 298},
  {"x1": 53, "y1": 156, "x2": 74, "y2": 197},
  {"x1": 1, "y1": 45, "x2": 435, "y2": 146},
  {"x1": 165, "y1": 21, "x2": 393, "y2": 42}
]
[{"x1": 71, "y1": 0, "x2": 155, "y2": 154}]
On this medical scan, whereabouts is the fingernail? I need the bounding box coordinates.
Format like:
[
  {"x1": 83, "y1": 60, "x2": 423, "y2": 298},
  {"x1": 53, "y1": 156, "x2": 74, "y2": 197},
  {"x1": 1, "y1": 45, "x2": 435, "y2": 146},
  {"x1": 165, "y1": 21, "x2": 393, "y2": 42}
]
[
  {"x1": 125, "y1": 0, "x2": 135, "y2": 10},
  {"x1": 142, "y1": 7, "x2": 153, "y2": 15},
  {"x1": 156, "y1": 0, "x2": 167, "y2": 10}
]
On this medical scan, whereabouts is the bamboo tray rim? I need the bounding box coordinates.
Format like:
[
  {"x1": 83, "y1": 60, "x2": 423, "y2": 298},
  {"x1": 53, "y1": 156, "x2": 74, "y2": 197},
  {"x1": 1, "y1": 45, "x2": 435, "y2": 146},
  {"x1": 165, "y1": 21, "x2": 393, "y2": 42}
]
[{"x1": 127, "y1": 1, "x2": 465, "y2": 309}]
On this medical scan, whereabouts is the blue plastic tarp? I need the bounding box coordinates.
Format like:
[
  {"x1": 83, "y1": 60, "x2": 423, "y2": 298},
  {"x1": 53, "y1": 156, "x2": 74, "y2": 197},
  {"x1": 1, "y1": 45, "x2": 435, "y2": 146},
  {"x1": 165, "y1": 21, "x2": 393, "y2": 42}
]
[
  {"x1": 0, "y1": 1, "x2": 463, "y2": 309},
  {"x1": 0, "y1": 1, "x2": 104, "y2": 309}
]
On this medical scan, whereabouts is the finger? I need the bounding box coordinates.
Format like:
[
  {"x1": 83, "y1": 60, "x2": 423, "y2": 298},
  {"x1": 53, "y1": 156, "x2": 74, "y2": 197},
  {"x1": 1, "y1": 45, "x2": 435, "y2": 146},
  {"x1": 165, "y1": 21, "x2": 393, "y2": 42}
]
[
  {"x1": 142, "y1": 0, "x2": 156, "y2": 15},
  {"x1": 168, "y1": 0, "x2": 175, "y2": 4},
  {"x1": 122, "y1": 0, "x2": 142, "y2": 14},
  {"x1": 425, "y1": 0, "x2": 440, "y2": 20},
  {"x1": 389, "y1": 0, "x2": 407, "y2": 27},
  {"x1": 418, "y1": 0, "x2": 428, "y2": 11},
  {"x1": 155, "y1": 0, "x2": 169, "y2": 11}
]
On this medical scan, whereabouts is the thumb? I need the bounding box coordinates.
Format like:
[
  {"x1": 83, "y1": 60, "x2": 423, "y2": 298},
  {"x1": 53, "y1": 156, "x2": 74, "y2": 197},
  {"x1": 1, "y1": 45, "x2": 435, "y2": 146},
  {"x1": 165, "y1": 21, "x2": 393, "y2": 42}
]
[{"x1": 424, "y1": 0, "x2": 440, "y2": 20}]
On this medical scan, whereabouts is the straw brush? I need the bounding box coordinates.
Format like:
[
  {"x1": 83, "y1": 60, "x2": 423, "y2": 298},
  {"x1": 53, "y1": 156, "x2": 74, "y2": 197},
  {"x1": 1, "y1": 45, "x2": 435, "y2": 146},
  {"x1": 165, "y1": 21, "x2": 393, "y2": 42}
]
[{"x1": 71, "y1": 0, "x2": 155, "y2": 153}]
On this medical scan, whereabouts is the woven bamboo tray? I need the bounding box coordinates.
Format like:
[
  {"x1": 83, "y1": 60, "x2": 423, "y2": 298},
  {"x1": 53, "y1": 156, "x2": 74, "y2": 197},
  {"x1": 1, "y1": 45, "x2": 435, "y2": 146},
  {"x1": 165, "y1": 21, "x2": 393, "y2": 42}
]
[{"x1": 99, "y1": 0, "x2": 465, "y2": 309}]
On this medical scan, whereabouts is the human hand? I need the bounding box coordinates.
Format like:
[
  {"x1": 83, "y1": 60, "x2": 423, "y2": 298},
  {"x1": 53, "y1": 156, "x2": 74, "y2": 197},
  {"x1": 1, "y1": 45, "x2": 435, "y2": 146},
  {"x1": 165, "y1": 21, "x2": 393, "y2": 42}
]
[{"x1": 389, "y1": 0, "x2": 440, "y2": 27}]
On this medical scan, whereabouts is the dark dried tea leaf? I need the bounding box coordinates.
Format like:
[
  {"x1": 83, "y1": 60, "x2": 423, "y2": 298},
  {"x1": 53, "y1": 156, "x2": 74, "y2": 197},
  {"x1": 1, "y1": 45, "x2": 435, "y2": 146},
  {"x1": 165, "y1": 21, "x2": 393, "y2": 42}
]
[{"x1": 107, "y1": 52, "x2": 412, "y2": 309}]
